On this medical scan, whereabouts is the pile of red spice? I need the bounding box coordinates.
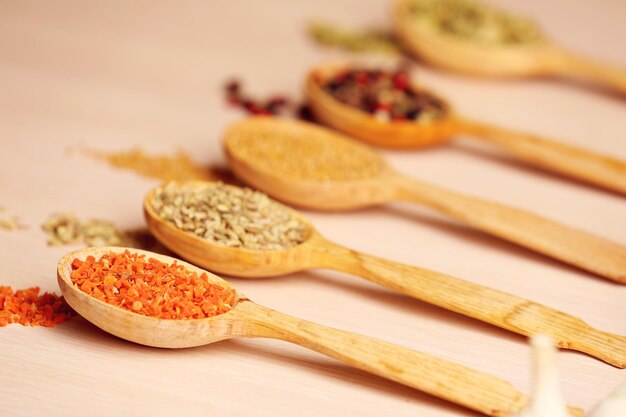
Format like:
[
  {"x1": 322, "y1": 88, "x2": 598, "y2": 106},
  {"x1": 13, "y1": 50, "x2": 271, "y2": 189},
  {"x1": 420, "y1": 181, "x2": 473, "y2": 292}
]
[
  {"x1": 70, "y1": 251, "x2": 237, "y2": 320},
  {"x1": 0, "y1": 286, "x2": 73, "y2": 327},
  {"x1": 319, "y1": 66, "x2": 448, "y2": 122},
  {"x1": 224, "y1": 79, "x2": 291, "y2": 116}
]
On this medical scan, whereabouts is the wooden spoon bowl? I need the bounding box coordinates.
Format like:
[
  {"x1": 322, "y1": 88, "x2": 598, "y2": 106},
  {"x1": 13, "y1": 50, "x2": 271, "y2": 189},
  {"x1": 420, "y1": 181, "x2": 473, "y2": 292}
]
[
  {"x1": 306, "y1": 62, "x2": 457, "y2": 149},
  {"x1": 57, "y1": 246, "x2": 247, "y2": 348},
  {"x1": 144, "y1": 182, "x2": 318, "y2": 277},
  {"x1": 223, "y1": 118, "x2": 396, "y2": 211}
]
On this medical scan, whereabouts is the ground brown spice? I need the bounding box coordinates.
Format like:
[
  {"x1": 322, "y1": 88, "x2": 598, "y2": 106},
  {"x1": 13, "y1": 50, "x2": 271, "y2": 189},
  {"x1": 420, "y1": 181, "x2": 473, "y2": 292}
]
[{"x1": 85, "y1": 148, "x2": 236, "y2": 183}]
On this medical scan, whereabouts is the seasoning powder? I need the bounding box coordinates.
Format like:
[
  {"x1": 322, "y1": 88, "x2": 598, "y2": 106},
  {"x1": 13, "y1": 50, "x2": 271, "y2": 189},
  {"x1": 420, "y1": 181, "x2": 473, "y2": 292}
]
[
  {"x1": 70, "y1": 251, "x2": 236, "y2": 320},
  {"x1": 225, "y1": 119, "x2": 384, "y2": 181},
  {"x1": 0, "y1": 287, "x2": 73, "y2": 327},
  {"x1": 151, "y1": 182, "x2": 308, "y2": 250},
  {"x1": 85, "y1": 148, "x2": 235, "y2": 183}
]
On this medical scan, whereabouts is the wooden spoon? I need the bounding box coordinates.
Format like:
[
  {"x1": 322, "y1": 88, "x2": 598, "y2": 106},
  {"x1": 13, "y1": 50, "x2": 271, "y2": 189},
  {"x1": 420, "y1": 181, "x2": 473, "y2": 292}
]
[
  {"x1": 306, "y1": 63, "x2": 626, "y2": 195},
  {"x1": 58, "y1": 246, "x2": 538, "y2": 417},
  {"x1": 143, "y1": 181, "x2": 626, "y2": 368},
  {"x1": 392, "y1": 0, "x2": 626, "y2": 95},
  {"x1": 221, "y1": 117, "x2": 626, "y2": 284}
]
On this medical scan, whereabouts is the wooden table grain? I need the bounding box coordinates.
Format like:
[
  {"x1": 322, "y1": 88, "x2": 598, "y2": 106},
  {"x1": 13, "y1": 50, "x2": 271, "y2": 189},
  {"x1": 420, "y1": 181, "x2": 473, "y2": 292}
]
[{"x1": 0, "y1": 1, "x2": 624, "y2": 416}]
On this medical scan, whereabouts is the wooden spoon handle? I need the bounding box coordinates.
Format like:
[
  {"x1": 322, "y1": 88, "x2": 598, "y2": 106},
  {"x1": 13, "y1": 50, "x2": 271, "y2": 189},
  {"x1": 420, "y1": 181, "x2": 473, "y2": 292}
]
[
  {"x1": 455, "y1": 118, "x2": 626, "y2": 195},
  {"x1": 239, "y1": 301, "x2": 530, "y2": 416},
  {"x1": 312, "y1": 238, "x2": 626, "y2": 368},
  {"x1": 388, "y1": 173, "x2": 626, "y2": 283},
  {"x1": 542, "y1": 46, "x2": 626, "y2": 95}
]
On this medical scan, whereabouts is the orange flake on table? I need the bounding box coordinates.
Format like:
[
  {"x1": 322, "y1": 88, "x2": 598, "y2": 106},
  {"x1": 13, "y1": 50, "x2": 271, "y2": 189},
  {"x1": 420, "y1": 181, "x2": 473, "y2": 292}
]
[
  {"x1": 70, "y1": 250, "x2": 237, "y2": 320},
  {"x1": 0, "y1": 286, "x2": 74, "y2": 327}
]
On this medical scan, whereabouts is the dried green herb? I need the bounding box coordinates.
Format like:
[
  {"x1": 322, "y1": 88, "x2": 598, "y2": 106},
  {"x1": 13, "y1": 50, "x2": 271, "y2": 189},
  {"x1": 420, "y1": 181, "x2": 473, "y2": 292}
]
[
  {"x1": 308, "y1": 22, "x2": 402, "y2": 55},
  {"x1": 407, "y1": 0, "x2": 543, "y2": 45}
]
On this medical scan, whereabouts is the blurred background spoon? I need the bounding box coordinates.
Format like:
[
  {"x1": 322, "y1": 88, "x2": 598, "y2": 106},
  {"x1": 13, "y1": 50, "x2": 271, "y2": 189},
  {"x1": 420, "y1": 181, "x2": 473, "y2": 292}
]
[
  {"x1": 305, "y1": 62, "x2": 626, "y2": 195},
  {"x1": 392, "y1": 0, "x2": 626, "y2": 95}
]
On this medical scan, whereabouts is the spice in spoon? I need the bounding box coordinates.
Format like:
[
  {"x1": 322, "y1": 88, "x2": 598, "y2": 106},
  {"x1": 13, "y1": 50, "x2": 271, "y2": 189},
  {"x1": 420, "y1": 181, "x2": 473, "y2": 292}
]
[
  {"x1": 0, "y1": 286, "x2": 73, "y2": 327},
  {"x1": 151, "y1": 182, "x2": 308, "y2": 250},
  {"x1": 405, "y1": 0, "x2": 544, "y2": 45},
  {"x1": 70, "y1": 251, "x2": 236, "y2": 320},
  {"x1": 226, "y1": 119, "x2": 384, "y2": 181},
  {"x1": 319, "y1": 66, "x2": 448, "y2": 122}
]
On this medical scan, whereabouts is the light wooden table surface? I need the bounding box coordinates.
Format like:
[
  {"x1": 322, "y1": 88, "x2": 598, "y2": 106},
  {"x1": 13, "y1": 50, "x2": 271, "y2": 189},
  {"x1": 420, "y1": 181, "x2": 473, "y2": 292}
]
[{"x1": 1, "y1": 1, "x2": 624, "y2": 416}]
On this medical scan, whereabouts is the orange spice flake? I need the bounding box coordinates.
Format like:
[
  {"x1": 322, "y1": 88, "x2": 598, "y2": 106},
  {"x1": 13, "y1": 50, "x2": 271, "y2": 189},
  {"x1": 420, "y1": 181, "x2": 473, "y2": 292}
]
[
  {"x1": 70, "y1": 251, "x2": 237, "y2": 320},
  {"x1": 0, "y1": 286, "x2": 74, "y2": 327}
]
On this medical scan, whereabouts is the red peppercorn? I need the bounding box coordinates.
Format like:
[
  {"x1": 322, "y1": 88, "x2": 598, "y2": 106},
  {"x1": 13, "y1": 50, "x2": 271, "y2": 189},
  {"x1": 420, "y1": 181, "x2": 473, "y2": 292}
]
[
  {"x1": 355, "y1": 71, "x2": 370, "y2": 86},
  {"x1": 335, "y1": 71, "x2": 349, "y2": 83},
  {"x1": 392, "y1": 71, "x2": 410, "y2": 90}
]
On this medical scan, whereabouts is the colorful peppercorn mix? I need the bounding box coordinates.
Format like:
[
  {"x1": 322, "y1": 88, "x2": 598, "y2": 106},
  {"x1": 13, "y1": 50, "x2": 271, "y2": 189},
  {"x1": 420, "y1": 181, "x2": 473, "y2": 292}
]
[
  {"x1": 70, "y1": 251, "x2": 237, "y2": 320},
  {"x1": 0, "y1": 286, "x2": 73, "y2": 327},
  {"x1": 319, "y1": 66, "x2": 448, "y2": 122}
]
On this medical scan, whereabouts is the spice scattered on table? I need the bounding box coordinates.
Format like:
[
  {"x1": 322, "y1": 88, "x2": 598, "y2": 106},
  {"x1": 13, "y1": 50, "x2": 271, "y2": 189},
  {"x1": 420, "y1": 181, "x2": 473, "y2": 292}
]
[
  {"x1": 0, "y1": 286, "x2": 73, "y2": 327},
  {"x1": 226, "y1": 119, "x2": 384, "y2": 181},
  {"x1": 151, "y1": 182, "x2": 308, "y2": 250},
  {"x1": 318, "y1": 66, "x2": 448, "y2": 122},
  {"x1": 70, "y1": 250, "x2": 237, "y2": 320},
  {"x1": 405, "y1": 0, "x2": 543, "y2": 45},
  {"x1": 308, "y1": 22, "x2": 401, "y2": 55},
  {"x1": 0, "y1": 208, "x2": 27, "y2": 231},
  {"x1": 224, "y1": 79, "x2": 292, "y2": 116},
  {"x1": 85, "y1": 148, "x2": 236, "y2": 183},
  {"x1": 42, "y1": 213, "x2": 124, "y2": 247},
  {"x1": 41, "y1": 213, "x2": 170, "y2": 252}
]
